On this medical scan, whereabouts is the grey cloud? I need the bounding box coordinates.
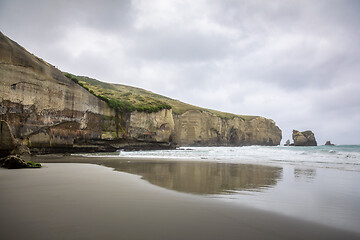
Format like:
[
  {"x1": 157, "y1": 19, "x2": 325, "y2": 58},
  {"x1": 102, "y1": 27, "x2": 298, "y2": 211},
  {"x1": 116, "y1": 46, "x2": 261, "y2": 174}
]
[
  {"x1": 0, "y1": 0, "x2": 134, "y2": 46},
  {"x1": 0, "y1": 0, "x2": 359, "y2": 144},
  {"x1": 314, "y1": 86, "x2": 360, "y2": 115},
  {"x1": 69, "y1": 0, "x2": 134, "y2": 32},
  {"x1": 127, "y1": 28, "x2": 233, "y2": 62},
  {"x1": 208, "y1": 0, "x2": 360, "y2": 90}
]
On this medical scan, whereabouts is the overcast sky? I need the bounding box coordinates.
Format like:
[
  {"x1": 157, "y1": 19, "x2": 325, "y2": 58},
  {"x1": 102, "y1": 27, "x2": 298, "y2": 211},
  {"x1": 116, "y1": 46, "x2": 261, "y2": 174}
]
[{"x1": 1, "y1": 0, "x2": 359, "y2": 144}]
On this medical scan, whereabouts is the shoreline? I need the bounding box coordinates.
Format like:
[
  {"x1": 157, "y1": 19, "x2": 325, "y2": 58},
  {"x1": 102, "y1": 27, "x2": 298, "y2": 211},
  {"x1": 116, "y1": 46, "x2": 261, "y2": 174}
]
[{"x1": 1, "y1": 157, "x2": 359, "y2": 239}]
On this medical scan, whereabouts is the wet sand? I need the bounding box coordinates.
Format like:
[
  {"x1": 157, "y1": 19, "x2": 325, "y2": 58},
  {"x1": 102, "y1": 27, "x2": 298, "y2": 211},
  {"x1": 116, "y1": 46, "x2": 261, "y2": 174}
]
[{"x1": 1, "y1": 158, "x2": 359, "y2": 239}]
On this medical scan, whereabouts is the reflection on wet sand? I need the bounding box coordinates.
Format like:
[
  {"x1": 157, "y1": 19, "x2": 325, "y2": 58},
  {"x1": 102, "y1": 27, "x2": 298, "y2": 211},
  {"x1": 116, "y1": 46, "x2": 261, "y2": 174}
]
[
  {"x1": 101, "y1": 161, "x2": 283, "y2": 195},
  {"x1": 294, "y1": 168, "x2": 316, "y2": 181},
  {"x1": 33, "y1": 155, "x2": 283, "y2": 195}
]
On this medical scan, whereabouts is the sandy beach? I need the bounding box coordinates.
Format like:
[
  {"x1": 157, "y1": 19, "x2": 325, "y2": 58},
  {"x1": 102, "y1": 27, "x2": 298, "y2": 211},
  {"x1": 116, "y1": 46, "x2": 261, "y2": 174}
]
[{"x1": 1, "y1": 157, "x2": 359, "y2": 240}]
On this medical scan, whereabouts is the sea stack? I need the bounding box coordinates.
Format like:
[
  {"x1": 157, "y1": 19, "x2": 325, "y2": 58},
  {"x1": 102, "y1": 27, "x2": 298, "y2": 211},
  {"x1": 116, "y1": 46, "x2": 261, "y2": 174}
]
[
  {"x1": 325, "y1": 141, "x2": 335, "y2": 146},
  {"x1": 292, "y1": 130, "x2": 317, "y2": 146}
]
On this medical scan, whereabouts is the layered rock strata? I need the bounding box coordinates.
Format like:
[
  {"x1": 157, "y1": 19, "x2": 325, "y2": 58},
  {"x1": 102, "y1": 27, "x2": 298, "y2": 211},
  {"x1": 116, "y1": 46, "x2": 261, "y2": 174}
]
[
  {"x1": 173, "y1": 110, "x2": 281, "y2": 146},
  {"x1": 0, "y1": 32, "x2": 282, "y2": 154}
]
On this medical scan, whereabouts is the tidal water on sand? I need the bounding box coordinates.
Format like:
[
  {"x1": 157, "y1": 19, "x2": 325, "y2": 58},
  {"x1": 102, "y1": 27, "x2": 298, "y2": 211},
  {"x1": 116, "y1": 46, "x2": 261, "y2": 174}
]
[
  {"x1": 115, "y1": 145, "x2": 360, "y2": 171},
  {"x1": 76, "y1": 145, "x2": 360, "y2": 233}
]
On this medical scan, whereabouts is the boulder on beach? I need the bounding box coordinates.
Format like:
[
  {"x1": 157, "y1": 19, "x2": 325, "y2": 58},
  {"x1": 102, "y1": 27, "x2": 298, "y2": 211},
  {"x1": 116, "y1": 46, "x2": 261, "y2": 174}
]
[
  {"x1": 292, "y1": 130, "x2": 317, "y2": 146},
  {"x1": 1, "y1": 155, "x2": 28, "y2": 169},
  {"x1": 1, "y1": 155, "x2": 41, "y2": 169}
]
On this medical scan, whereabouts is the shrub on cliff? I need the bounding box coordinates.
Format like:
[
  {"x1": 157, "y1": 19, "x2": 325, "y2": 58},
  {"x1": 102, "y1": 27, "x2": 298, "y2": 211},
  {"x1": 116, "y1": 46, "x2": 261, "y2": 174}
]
[
  {"x1": 108, "y1": 99, "x2": 135, "y2": 112},
  {"x1": 136, "y1": 103, "x2": 172, "y2": 113},
  {"x1": 64, "y1": 73, "x2": 79, "y2": 83}
]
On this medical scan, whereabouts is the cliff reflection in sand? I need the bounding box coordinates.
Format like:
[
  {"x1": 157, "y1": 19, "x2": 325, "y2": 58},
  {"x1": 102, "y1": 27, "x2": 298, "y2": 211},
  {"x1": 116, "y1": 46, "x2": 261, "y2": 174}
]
[{"x1": 102, "y1": 161, "x2": 282, "y2": 195}]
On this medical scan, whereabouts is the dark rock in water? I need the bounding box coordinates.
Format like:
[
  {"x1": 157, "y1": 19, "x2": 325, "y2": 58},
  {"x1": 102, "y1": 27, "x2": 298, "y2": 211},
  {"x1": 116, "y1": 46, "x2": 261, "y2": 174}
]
[
  {"x1": 325, "y1": 141, "x2": 335, "y2": 146},
  {"x1": 1, "y1": 155, "x2": 41, "y2": 169},
  {"x1": 284, "y1": 140, "x2": 290, "y2": 146},
  {"x1": 292, "y1": 130, "x2": 317, "y2": 146}
]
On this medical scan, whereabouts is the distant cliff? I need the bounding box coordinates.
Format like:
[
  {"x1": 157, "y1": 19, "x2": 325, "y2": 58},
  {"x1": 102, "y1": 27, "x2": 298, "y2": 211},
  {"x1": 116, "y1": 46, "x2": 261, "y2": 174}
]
[
  {"x1": 0, "y1": 32, "x2": 281, "y2": 155},
  {"x1": 173, "y1": 110, "x2": 281, "y2": 146}
]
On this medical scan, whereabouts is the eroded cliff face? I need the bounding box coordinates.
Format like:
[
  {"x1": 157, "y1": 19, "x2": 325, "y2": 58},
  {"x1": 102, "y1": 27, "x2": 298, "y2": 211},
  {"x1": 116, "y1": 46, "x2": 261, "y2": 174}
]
[
  {"x1": 0, "y1": 32, "x2": 177, "y2": 153},
  {"x1": 127, "y1": 109, "x2": 175, "y2": 143},
  {"x1": 123, "y1": 109, "x2": 282, "y2": 146},
  {"x1": 0, "y1": 32, "x2": 117, "y2": 153},
  {"x1": 0, "y1": 32, "x2": 282, "y2": 154},
  {"x1": 173, "y1": 110, "x2": 281, "y2": 146}
]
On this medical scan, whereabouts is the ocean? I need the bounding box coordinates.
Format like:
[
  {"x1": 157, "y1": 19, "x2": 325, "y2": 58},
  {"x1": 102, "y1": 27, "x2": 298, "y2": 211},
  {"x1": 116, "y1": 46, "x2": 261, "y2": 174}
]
[
  {"x1": 78, "y1": 145, "x2": 360, "y2": 233},
  {"x1": 115, "y1": 145, "x2": 360, "y2": 171}
]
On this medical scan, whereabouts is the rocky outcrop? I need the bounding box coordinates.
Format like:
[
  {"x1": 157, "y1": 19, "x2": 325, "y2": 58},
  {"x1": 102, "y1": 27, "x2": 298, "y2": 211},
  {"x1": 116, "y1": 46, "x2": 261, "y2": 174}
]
[
  {"x1": 1, "y1": 155, "x2": 28, "y2": 168},
  {"x1": 0, "y1": 155, "x2": 41, "y2": 169},
  {"x1": 325, "y1": 141, "x2": 335, "y2": 146},
  {"x1": 0, "y1": 32, "x2": 282, "y2": 153},
  {"x1": 173, "y1": 110, "x2": 281, "y2": 146},
  {"x1": 292, "y1": 130, "x2": 317, "y2": 146}
]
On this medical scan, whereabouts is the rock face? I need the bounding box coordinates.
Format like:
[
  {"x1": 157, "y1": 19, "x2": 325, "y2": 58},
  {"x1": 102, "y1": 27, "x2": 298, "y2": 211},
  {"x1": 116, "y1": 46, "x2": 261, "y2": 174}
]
[
  {"x1": 174, "y1": 110, "x2": 281, "y2": 146},
  {"x1": 0, "y1": 31, "x2": 119, "y2": 153},
  {"x1": 0, "y1": 120, "x2": 15, "y2": 157},
  {"x1": 325, "y1": 141, "x2": 334, "y2": 146},
  {"x1": 0, "y1": 32, "x2": 282, "y2": 152},
  {"x1": 292, "y1": 130, "x2": 317, "y2": 146},
  {"x1": 128, "y1": 109, "x2": 175, "y2": 143}
]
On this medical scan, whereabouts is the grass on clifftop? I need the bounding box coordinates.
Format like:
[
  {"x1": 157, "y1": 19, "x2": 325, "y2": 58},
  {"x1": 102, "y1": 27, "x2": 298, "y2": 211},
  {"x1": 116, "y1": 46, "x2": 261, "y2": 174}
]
[
  {"x1": 64, "y1": 72, "x2": 257, "y2": 120},
  {"x1": 65, "y1": 73, "x2": 171, "y2": 113}
]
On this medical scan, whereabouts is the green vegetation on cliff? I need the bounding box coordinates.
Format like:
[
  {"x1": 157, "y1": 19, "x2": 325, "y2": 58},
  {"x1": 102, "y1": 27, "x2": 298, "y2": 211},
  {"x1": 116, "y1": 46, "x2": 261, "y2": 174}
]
[
  {"x1": 64, "y1": 73, "x2": 257, "y2": 120},
  {"x1": 65, "y1": 73, "x2": 171, "y2": 113}
]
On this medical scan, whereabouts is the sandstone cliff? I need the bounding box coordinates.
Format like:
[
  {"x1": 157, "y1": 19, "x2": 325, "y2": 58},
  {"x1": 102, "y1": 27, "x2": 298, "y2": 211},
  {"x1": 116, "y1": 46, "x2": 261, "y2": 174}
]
[
  {"x1": 0, "y1": 32, "x2": 282, "y2": 154},
  {"x1": 0, "y1": 32, "x2": 119, "y2": 154},
  {"x1": 173, "y1": 110, "x2": 281, "y2": 146}
]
